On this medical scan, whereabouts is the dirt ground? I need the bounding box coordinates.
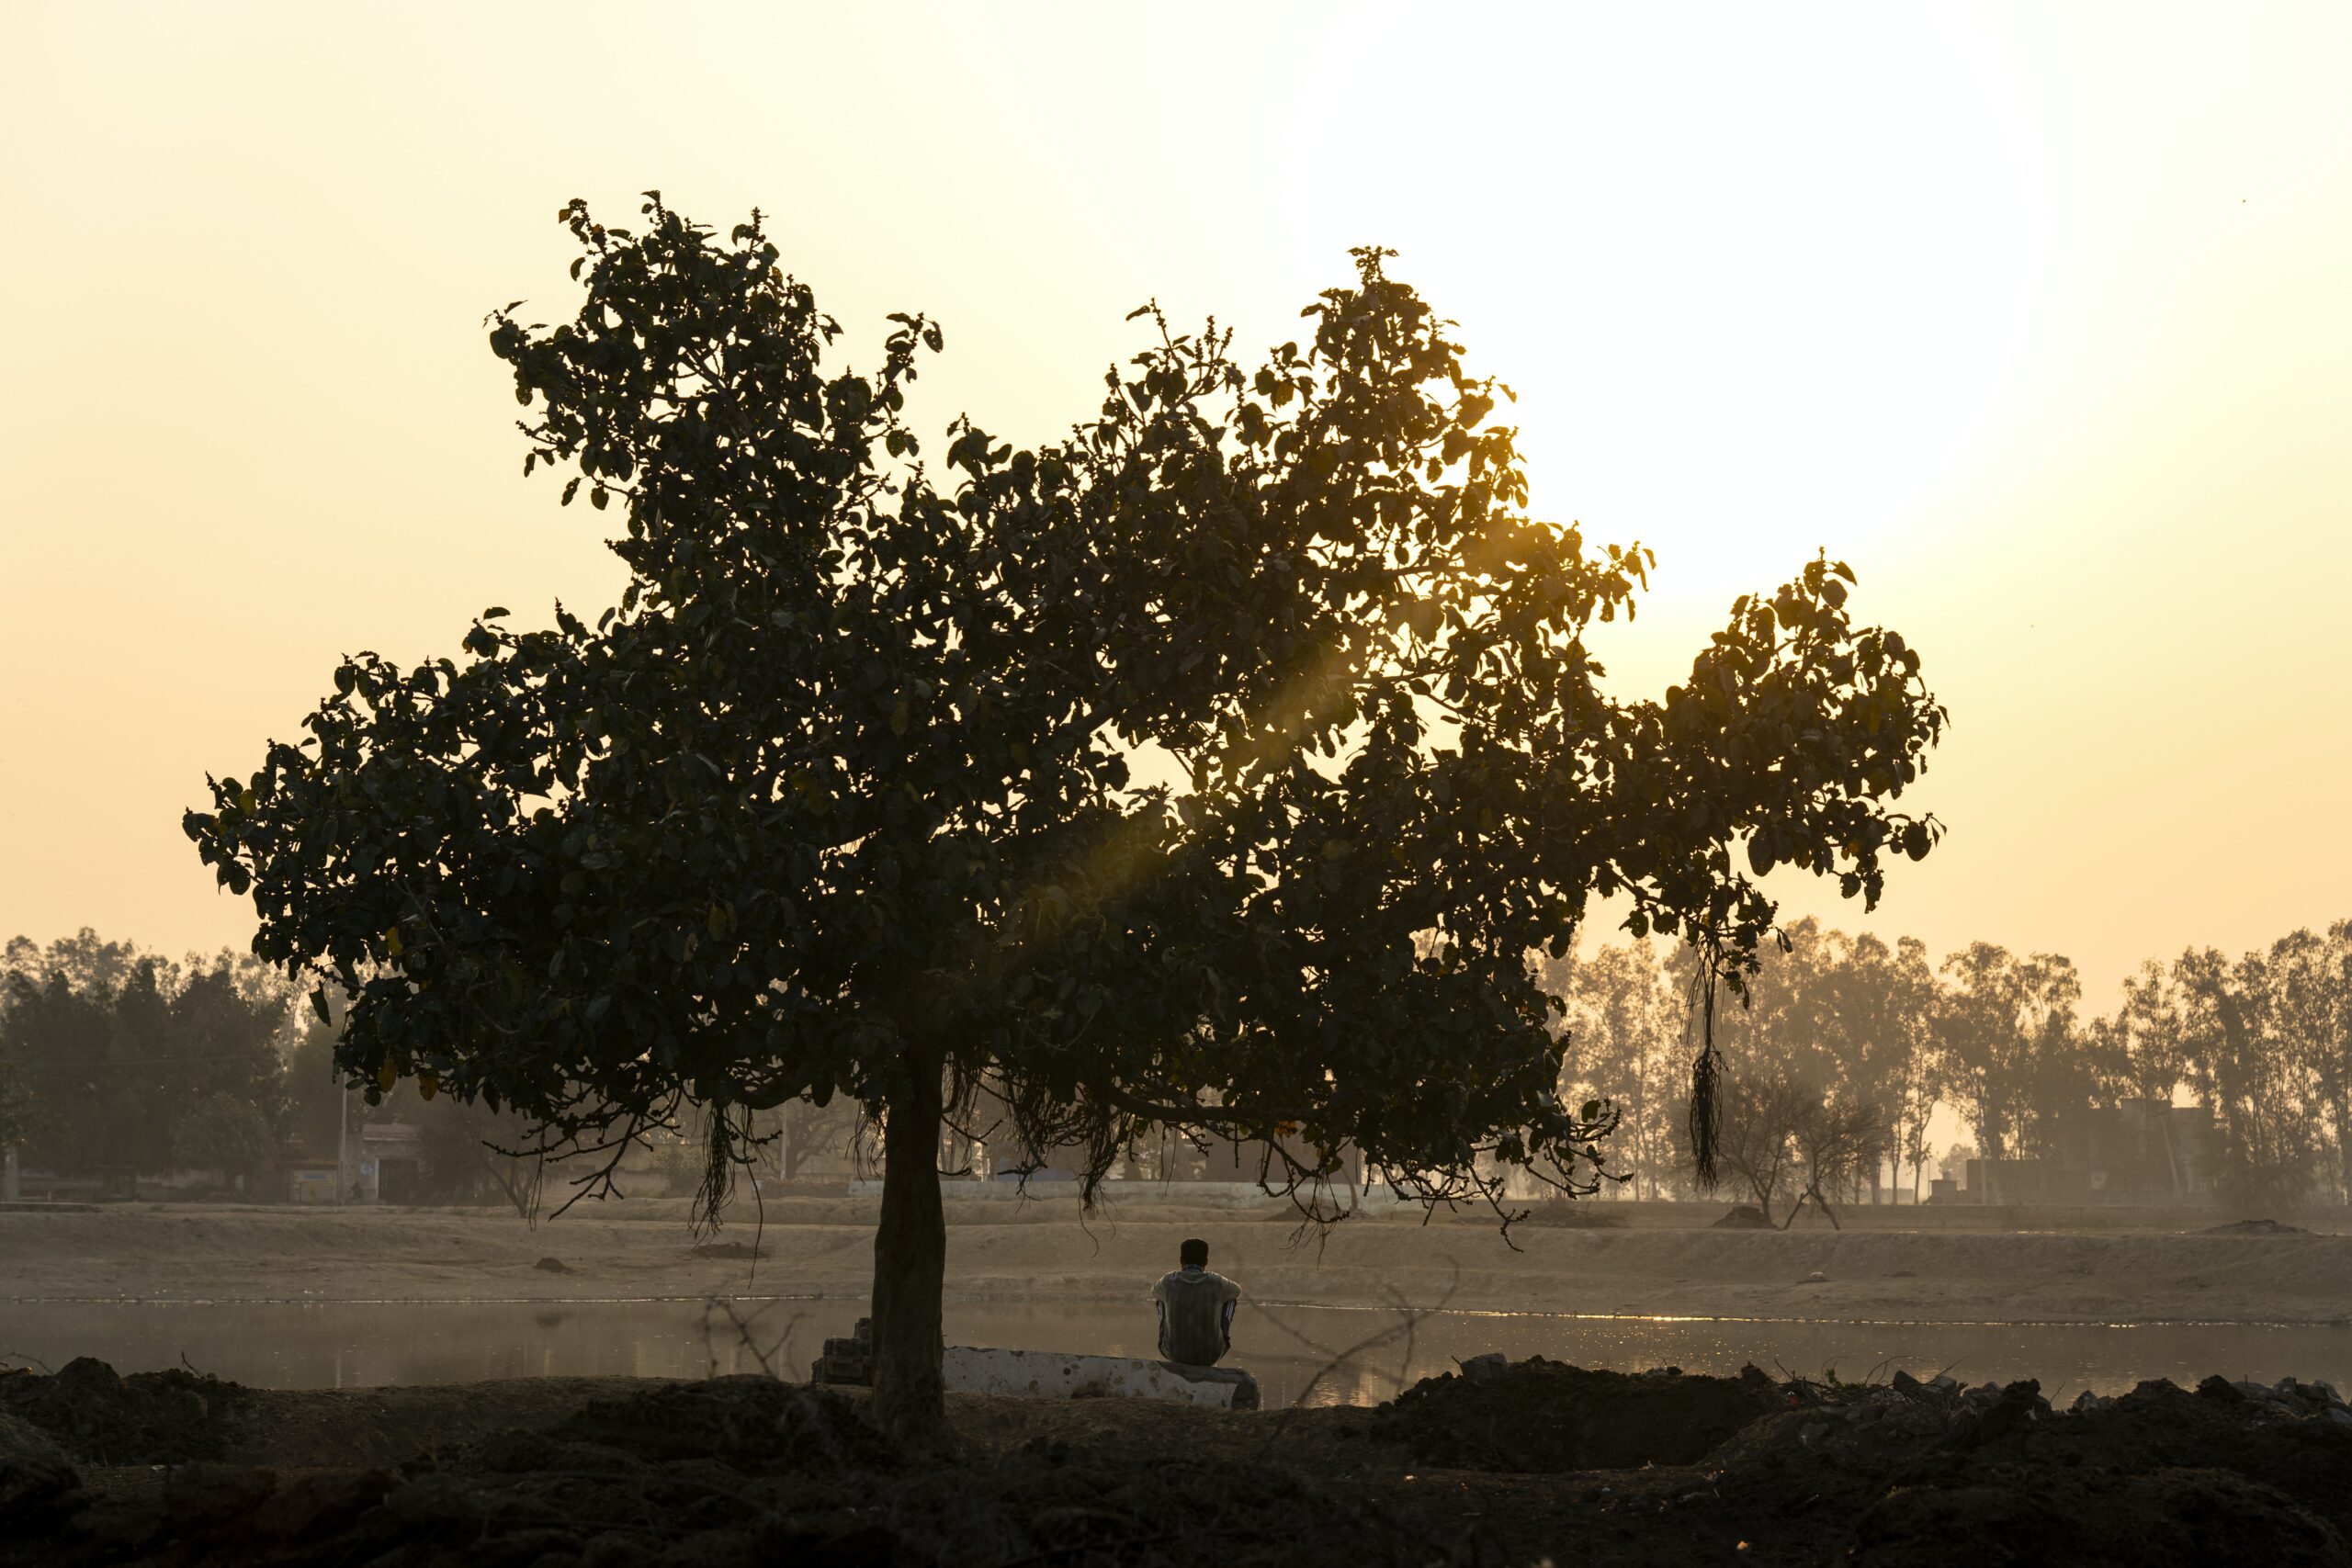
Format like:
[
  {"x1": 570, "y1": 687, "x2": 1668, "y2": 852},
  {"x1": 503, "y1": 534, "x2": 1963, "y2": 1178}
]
[
  {"x1": 4, "y1": 1198, "x2": 2348, "y2": 1326},
  {"x1": 7, "y1": 1355, "x2": 2352, "y2": 1566}
]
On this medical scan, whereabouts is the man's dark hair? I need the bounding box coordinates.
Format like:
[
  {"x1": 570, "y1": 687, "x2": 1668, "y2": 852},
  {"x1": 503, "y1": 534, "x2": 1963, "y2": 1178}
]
[{"x1": 1179, "y1": 1237, "x2": 1209, "y2": 1268}]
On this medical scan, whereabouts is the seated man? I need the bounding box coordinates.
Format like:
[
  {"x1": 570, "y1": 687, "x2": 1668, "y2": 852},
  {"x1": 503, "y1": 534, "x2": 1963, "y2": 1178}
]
[{"x1": 1152, "y1": 1237, "x2": 1241, "y2": 1367}]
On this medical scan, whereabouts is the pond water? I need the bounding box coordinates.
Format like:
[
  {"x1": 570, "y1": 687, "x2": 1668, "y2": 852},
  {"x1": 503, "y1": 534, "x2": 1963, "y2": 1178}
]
[{"x1": 4, "y1": 1297, "x2": 2347, "y2": 1409}]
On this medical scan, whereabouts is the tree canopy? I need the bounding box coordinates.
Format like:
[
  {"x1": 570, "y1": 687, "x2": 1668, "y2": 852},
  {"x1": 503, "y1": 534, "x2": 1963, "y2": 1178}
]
[
  {"x1": 172, "y1": 1090, "x2": 277, "y2": 1184},
  {"x1": 188, "y1": 197, "x2": 1946, "y2": 1436}
]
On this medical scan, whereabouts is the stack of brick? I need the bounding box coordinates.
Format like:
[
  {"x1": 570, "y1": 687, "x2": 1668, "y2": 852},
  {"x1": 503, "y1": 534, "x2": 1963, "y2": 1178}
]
[{"x1": 813, "y1": 1317, "x2": 873, "y2": 1386}]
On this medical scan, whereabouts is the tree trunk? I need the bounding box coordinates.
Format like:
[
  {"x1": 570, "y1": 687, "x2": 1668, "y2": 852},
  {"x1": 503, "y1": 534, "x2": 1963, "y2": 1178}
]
[
  {"x1": 2334, "y1": 1097, "x2": 2351, "y2": 1207},
  {"x1": 869, "y1": 1051, "x2": 948, "y2": 1446}
]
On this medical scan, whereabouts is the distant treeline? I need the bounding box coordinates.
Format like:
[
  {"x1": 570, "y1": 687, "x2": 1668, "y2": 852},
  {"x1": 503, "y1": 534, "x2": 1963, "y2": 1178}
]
[
  {"x1": 0, "y1": 931, "x2": 528, "y2": 1201},
  {"x1": 1544, "y1": 917, "x2": 2352, "y2": 1217},
  {"x1": 9, "y1": 919, "x2": 2347, "y2": 1215},
  {"x1": 0, "y1": 930, "x2": 870, "y2": 1203},
  {"x1": 0, "y1": 931, "x2": 299, "y2": 1186}
]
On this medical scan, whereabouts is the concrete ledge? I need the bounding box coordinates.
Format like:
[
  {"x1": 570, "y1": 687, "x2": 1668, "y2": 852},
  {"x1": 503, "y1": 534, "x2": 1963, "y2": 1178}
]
[{"x1": 942, "y1": 1347, "x2": 1261, "y2": 1410}]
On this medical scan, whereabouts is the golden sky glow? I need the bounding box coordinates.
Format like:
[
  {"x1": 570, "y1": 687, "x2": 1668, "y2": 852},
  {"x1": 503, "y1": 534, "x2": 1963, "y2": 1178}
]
[{"x1": 3, "y1": 3, "x2": 2346, "y2": 1001}]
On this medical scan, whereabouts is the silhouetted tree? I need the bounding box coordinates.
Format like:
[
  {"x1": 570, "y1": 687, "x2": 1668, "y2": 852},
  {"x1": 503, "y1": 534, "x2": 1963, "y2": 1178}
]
[
  {"x1": 5, "y1": 930, "x2": 136, "y2": 998},
  {"x1": 1935, "y1": 945, "x2": 2081, "y2": 1163},
  {"x1": 411, "y1": 1093, "x2": 544, "y2": 1217},
  {"x1": 2260, "y1": 927, "x2": 2352, "y2": 1206},
  {"x1": 2089, "y1": 958, "x2": 2195, "y2": 1106},
  {"x1": 187, "y1": 198, "x2": 1946, "y2": 1439},
  {"x1": 762, "y1": 1097, "x2": 862, "y2": 1183},
  {"x1": 1, "y1": 938, "x2": 291, "y2": 1179},
  {"x1": 2176, "y1": 945, "x2": 2324, "y2": 1210},
  {"x1": 1782, "y1": 923, "x2": 1932, "y2": 1201},
  {"x1": 281, "y1": 1017, "x2": 347, "y2": 1158},
  {"x1": 2303, "y1": 922, "x2": 2352, "y2": 1205},
  {"x1": 163, "y1": 960, "x2": 288, "y2": 1132},
  {"x1": 1874, "y1": 935, "x2": 1943, "y2": 1201},
  {"x1": 1706, "y1": 1061, "x2": 1810, "y2": 1224},
  {"x1": 2010, "y1": 954, "x2": 2093, "y2": 1160},
  {"x1": 2, "y1": 976, "x2": 106, "y2": 1173},
  {"x1": 0, "y1": 1012, "x2": 26, "y2": 1153},
  {"x1": 1939, "y1": 1140, "x2": 1978, "y2": 1185},
  {"x1": 1548, "y1": 941, "x2": 1678, "y2": 1199},
  {"x1": 172, "y1": 1091, "x2": 276, "y2": 1187},
  {"x1": 1785, "y1": 1086, "x2": 1890, "y2": 1228},
  {"x1": 2169, "y1": 942, "x2": 2328, "y2": 1210}
]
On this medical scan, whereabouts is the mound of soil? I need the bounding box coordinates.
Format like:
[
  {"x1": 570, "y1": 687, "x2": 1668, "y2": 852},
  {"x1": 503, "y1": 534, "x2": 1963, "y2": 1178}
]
[
  {"x1": 465, "y1": 1374, "x2": 902, "y2": 1475},
  {"x1": 0, "y1": 1357, "x2": 250, "y2": 1464},
  {"x1": 2009, "y1": 1377, "x2": 2352, "y2": 1534},
  {"x1": 2202, "y1": 1218, "x2": 2312, "y2": 1236},
  {"x1": 1851, "y1": 1465, "x2": 2347, "y2": 1567},
  {"x1": 11, "y1": 1361, "x2": 2352, "y2": 1568},
  {"x1": 0, "y1": 1449, "x2": 83, "y2": 1539},
  {"x1": 1712, "y1": 1204, "x2": 1772, "y2": 1228},
  {"x1": 1693, "y1": 1371, "x2": 2352, "y2": 1565},
  {"x1": 1832, "y1": 1377, "x2": 2352, "y2": 1565},
  {"x1": 1374, "y1": 1357, "x2": 1778, "y2": 1472},
  {"x1": 0, "y1": 1378, "x2": 1466, "y2": 1568},
  {"x1": 0, "y1": 1410, "x2": 69, "y2": 1469}
]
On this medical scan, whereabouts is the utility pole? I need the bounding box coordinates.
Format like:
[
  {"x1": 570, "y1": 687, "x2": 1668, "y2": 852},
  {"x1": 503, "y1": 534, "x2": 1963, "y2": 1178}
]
[{"x1": 329, "y1": 990, "x2": 349, "y2": 1206}]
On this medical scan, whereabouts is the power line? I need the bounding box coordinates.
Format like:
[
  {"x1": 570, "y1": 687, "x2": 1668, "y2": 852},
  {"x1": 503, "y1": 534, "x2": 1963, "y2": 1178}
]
[{"x1": 11, "y1": 1053, "x2": 288, "y2": 1069}]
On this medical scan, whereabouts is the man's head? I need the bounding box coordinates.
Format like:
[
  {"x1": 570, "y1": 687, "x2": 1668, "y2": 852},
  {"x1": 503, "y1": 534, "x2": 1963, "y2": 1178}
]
[{"x1": 1179, "y1": 1237, "x2": 1209, "y2": 1269}]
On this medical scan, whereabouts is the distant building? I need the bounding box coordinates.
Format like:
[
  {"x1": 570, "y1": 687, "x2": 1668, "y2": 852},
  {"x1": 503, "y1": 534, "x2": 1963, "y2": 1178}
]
[
  {"x1": 355, "y1": 1122, "x2": 423, "y2": 1202},
  {"x1": 281, "y1": 1158, "x2": 339, "y2": 1204},
  {"x1": 1950, "y1": 1100, "x2": 2216, "y2": 1205}
]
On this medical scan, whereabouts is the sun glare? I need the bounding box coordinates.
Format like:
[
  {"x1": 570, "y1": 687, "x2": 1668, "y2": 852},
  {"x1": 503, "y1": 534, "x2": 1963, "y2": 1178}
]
[{"x1": 1261, "y1": 8, "x2": 2049, "y2": 599}]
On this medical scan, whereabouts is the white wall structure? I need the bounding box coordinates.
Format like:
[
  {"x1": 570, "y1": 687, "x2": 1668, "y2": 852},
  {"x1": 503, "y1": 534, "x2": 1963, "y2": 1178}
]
[{"x1": 942, "y1": 1348, "x2": 1260, "y2": 1410}]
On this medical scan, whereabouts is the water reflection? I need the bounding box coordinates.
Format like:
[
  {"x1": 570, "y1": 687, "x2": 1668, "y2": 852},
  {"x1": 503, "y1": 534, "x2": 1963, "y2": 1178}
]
[{"x1": 2, "y1": 1298, "x2": 2346, "y2": 1409}]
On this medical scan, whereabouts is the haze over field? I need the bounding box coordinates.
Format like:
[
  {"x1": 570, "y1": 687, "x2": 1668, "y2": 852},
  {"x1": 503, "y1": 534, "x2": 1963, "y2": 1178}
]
[
  {"x1": 5, "y1": 3, "x2": 2349, "y2": 998},
  {"x1": 10, "y1": 14, "x2": 2352, "y2": 1562}
]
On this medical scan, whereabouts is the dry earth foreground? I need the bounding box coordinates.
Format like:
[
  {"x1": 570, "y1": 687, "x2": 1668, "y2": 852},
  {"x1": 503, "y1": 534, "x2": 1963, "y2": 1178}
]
[
  {"x1": 6, "y1": 1202, "x2": 2351, "y2": 1325},
  {"x1": 7, "y1": 1354, "x2": 2352, "y2": 1566}
]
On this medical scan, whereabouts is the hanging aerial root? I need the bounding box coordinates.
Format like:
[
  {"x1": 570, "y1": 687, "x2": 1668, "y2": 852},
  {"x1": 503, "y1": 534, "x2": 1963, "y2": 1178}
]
[
  {"x1": 694, "y1": 1106, "x2": 738, "y2": 1236},
  {"x1": 1685, "y1": 937, "x2": 1724, "y2": 1192}
]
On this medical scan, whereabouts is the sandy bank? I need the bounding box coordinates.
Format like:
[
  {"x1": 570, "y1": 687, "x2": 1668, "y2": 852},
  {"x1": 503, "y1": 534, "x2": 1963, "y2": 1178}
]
[{"x1": 4, "y1": 1200, "x2": 2346, "y2": 1325}]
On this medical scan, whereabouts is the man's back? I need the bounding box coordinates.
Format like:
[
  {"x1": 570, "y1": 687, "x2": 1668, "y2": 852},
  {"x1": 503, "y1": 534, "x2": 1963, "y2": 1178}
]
[{"x1": 1152, "y1": 1264, "x2": 1240, "y2": 1366}]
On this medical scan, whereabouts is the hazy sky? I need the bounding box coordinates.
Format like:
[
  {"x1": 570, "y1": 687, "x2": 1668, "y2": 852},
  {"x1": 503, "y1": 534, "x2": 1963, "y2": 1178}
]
[{"x1": 4, "y1": 3, "x2": 2346, "y2": 1007}]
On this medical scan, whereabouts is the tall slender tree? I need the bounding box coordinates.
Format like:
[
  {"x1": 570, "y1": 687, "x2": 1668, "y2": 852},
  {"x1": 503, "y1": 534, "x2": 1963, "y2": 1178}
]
[
  {"x1": 2091, "y1": 958, "x2": 2195, "y2": 1106},
  {"x1": 1936, "y1": 943, "x2": 2030, "y2": 1163},
  {"x1": 1878, "y1": 935, "x2": 1942, "y2": 1201},
  {"x1": 2176, "y1": 945, "x2": 2324, "y2": 1210},
  {"x1": 1550, "y1": 941, "x2": 1679, "y2": 1199},
  {"x1": 2264, "y1": 929, "x2": 2346, "y2": 1203},
  {"x1": 2309, "y1": 922, "x2": 2352, "y2": 1205}
]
